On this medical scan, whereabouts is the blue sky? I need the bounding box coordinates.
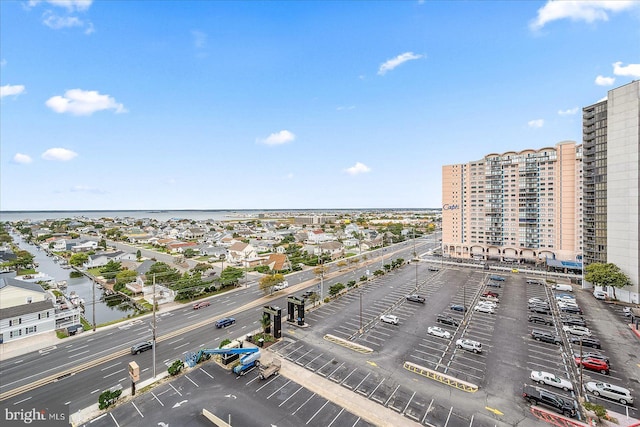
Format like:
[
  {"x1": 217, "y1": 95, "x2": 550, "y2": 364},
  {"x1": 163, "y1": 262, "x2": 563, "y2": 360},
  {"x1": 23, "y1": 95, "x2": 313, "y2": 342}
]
[{"x1": 1, "y1": 1, "x2": 639, "y2": 211}]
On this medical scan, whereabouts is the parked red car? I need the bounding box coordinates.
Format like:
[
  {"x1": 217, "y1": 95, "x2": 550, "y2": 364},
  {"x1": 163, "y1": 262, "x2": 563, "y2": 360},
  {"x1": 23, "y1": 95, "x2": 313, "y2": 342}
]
[
  {"x1": 482, "y1": 291, "x2": 499, "y2": 298},
  {"x1": 193, "y1": 301, "x2": 211, "y2": 310},
  {"x1": 574, "y1": 356, "x2": 609, "y2": 375}
]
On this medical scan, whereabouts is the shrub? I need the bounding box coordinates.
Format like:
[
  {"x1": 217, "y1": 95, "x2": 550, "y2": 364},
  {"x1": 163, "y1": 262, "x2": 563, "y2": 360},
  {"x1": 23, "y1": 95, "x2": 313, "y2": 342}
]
[
  {"x1": 168, "y1": 359, "x2": 184, "y2": 376},
  {"x1": 98, "y1": 389, "x2": 122, "y2": 410},
  {"x1": 219, "y1": 339, "x2": 231, "y2": 348}
]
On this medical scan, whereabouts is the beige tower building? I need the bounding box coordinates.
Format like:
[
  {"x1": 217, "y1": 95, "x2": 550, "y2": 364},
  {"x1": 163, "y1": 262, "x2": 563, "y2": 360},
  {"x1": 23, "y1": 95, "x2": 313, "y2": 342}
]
[{"x1": 441, "y1": 141, "x2": 582, "y2": 265}]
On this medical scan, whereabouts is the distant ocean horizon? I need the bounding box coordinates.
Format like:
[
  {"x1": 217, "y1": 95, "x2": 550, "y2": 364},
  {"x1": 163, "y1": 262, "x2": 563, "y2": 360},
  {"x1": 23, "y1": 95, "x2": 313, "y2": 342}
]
[{"x1": 0, "y1": 208, "x2": 437, "y2": 223}]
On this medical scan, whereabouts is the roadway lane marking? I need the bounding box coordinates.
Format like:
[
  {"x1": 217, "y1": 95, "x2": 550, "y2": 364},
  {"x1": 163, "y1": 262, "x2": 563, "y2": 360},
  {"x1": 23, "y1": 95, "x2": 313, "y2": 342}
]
[
  {"x1": 67, "y1": 345, "x2": 89, "y2": 352},
  {"x1": 109, "y1": 412, "x2": 120, "y2": 427},
  {"x1": 103, "y1": 370, "x2": 122, "y2": 378},
  {"x1": 131, "y1": 401, "x2": 143, "y2": 418},
  {"x1": 91, "y1": 389, "x2": 100, "y2": 394},
  {"x1": 292, "y1": 392, "x2": 316, "y2": 415},
  {"x1": 267, "y1": 380, "x2": 291, "y2": 399},
  {"x1": 185, "y1": 375, "x2": 199, "y2": 387},
  {"x1": 68, "y1": 350, "x2": 90, "y2": 358},
  {"x1": 169, "y1": 383, "x2": 182, "y2": 396},
  {"x1": 279, "y1": 386, "x2": 303, "y2": 407},
  {"x1": 168, "y1": 338, "x2": 184, "y2": 345},
  {"x1": 306, "y1": 400, "x2": 329, "y2": 425},
  {"x1": 118, "y1": 378, "x2": 127, "y2": 382},
  {"x1": 101, "y1": 363, "x2": 121, "y2": 371},
  {"x1": 13, "y1": 396, "x2": 32, "y2": 405},
  {"x1": 13, "y1": 360, "x2": 23, "y2": 364},
  {"x1": 151, "y1": 391, "x2": 164, "y2": 406},
  {"x1": 175, "y1": 343, "x2": 189, "y2": 350}
]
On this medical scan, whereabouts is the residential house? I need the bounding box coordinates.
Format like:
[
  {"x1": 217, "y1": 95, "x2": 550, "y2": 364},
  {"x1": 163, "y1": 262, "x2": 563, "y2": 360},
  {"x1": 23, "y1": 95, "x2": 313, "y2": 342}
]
[
  {"x1": 264, "y1": 254, "x2": 292, "y2": 272},
  {"x1": 0, "y1": 277, "x2": 58, "y2": 343},
  {"x1": 317, "y1": 241, "x2": 345, "y2": 260},
  {"x1": 227, "y1": 242, "x2": 257, "y2": 265},
  {"x1": 166, "y1": 241, "x2": 198, "y2": 254},
  {"x1": 83, "y1": 251, "x2": 126, "y2": 268}
]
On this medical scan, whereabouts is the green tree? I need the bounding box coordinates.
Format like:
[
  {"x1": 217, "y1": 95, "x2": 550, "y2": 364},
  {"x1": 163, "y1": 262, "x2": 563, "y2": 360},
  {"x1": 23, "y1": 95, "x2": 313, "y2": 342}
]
[
  {"x1": 147, "y1": 262, "x2": 181, "y2": 285},
  {"x1": 219, "y1": 266, "x2": 244, "y2": 287},
  {"x1": 115, "y1": 269, "x2": 137, "y2": 286},
  {"x1": 259, "y1": 273, "x2": 284, "y2": 295},
  {"x1": 69, "y1": 252, "x2": 89, "y2": 267},
  {"x1": 260, "y1": 313, "x2": 272, "y2": 334},
  {"x1": 100, "y1": 260, "x2": 122, "y2": 280},
  {"x1": 183, "y1": 248, "x2": 197, "y2": 258},
  {"x1": 136, "y1": 249, "x2": 142, "y2": 261},
  {"x1": 192, "y1": 262, "x2": 212, "y2": 274},
  {"x1": 329, "y1": 283, "x2": 345, "y2": 297},
  {"x1": 99, "y1": 239, "x2": 107, "y2": 250},
  {"x1": 585, "y1": 263, "x2": 632, "y2": 300}
]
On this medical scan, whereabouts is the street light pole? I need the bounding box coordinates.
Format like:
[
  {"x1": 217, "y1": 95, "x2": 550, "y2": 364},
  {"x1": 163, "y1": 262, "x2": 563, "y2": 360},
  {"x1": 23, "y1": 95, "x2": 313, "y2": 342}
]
[{"x1": 152, "y1": 274, "x2": 157, "y2": 379}]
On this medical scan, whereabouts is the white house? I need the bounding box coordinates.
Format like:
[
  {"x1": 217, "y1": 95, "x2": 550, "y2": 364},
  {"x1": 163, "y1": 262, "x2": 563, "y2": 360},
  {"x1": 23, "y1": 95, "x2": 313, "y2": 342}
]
[
  {"x1": 227, "y1": 242, "x2": 257, "y2": 264},
  {"x1": 83, "y1": 251, "x2": 125, "y2": 268},
  {"x1": 0, "y1": 277, "x2": 56, "y2": 344}
]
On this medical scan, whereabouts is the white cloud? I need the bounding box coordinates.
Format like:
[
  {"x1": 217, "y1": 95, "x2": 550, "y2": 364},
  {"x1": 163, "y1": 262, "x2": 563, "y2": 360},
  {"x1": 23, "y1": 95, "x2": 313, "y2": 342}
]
[
  {"x1": 1, "y1": 84, "x2": 26, "y2": 98},
  {"x1": 42, "y1": 11, "x2": 83, "y2": 29},
  {"x1": 344, "y1": 162, "x2": 371, "y2": 175},
  {"x1": 29, "y1": 0, "x2": 93, "y2": 12},
  {"x1": 612, "y1": 61, "x2": 640, "y2": 78},
  {"x1": 0, "y1": 59, "x2": 6, "y2": 67},
  {"x1": 13, "y1": 153, "x2": 33, "y2": 164},
  {"x1": 595, "y1": 75, "x2": 615, "y2": 86},
  {"x1": 192, "y1": 30, "x2": 207, "y2": 49},
  {"x1": 257, "y1": 130, "x2": 296, "y2": 146},
  {"x1": 41, "y1": 147, "x2": 78, "y2": 161},
  {"x1": 558, "y1": 107, "x2": 579, "y2": 116},
  {"x1": 528, "y1": 119, "x2": 544, "y2": 128},
  {"x1": 378, "y1": 52, "x2": 423, "y2": 75},
  {"x1": 70, "y1": 185, "x2": 106, "y2": 194},
  {"x1": 337, "y1": 105, "x2": 356, "y2": 111},
  {"x1": 45, "y1": 89, "x2": 127, "y2": 115},
  {"x1": 530, "y1": 1, "x2": 638, "y2": 30},
  {"x1": 285, "y1": 173, "x2": 294, "y2": 180}
]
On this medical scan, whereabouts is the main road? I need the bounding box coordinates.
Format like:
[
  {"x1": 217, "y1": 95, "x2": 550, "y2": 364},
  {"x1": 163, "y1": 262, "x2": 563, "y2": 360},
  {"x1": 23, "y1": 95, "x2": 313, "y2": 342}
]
[{"x1": 0, "y1": 236, "x2": 440, "y2": 416}]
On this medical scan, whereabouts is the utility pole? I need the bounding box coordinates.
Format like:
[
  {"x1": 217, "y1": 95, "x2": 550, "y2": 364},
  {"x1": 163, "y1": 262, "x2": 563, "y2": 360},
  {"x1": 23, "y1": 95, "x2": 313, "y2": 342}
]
[
  {"x1": 152, "y1": 274, "x2": 157, "y2": 379},
  {"x1": 92, "y1": 277, "x2": 96, "y2": 332},
  {"x1": 413, "y1": 228, "x2": 418, "y2": 291},
  {"x1": 359, "y1": 289, "x2": 363, "y2": 334}
]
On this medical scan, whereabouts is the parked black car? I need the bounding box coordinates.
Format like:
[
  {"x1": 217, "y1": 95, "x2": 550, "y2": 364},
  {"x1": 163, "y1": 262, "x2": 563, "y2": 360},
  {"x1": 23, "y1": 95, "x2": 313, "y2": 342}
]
[
  {"x1": 561, "y1": 316, "x2": 587, "y2": 327},
  {"x1": 531, "y1": 330, "x2": 562, "y2": 345},
  {"x1": 428, "y1": 266, "x2": 439, "y2": 272},
  {"x1": 528, "y1": 315, "x2": 553, "y2": 325},
  {"x1": 487, "y1": 281, "x2": 502, "y2": 288},
  {"x1": 436, "y1": 314, "x2": 459, "y2": 327},
  {"x1": 522, "y1": 385, "x2": 576, "y2": 418},
  {"x1": 560, "y1": 305, "x2": 583, "y2": 315},
  {"x1": 569, "y1": 336, "x2": 601, "y2": 349},
  {"x1": 406, "y1": 294, "x2": 426, "y2": 303},
  {"x1": 529, "y1": 305, "x2": 551, "y2": 315}
]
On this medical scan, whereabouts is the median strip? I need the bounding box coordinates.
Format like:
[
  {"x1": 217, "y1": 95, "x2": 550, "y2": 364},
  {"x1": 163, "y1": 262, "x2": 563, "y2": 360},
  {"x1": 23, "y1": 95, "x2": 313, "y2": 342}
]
[
  {"x1": 403, "y1": 361, "x2": 478, "y2": 393},
  {"x1": 323, "y1": 334, "x2": 373, "y2": 354}
]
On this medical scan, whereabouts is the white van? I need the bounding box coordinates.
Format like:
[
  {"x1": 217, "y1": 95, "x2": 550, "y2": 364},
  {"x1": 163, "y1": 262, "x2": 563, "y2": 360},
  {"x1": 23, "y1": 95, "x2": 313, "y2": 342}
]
[{"x1": 552, "y1": 284, "x2": 573, "y2": 292}]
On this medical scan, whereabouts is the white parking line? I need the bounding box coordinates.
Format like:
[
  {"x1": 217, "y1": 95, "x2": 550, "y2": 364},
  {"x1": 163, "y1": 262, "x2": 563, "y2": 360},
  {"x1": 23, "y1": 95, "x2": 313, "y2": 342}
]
[
  {"x1": 109, "y1": 413, "x2": 120, "y2": 427},
  {"x1": 384, "y1": 384, "x2": 400, "y2": 406},
  {"x1": 256, "y1": 375, "x2": 279, "y2": 392},
  {"x1": 341, "y1": 368, "x2": 358, "y2": 385},
  {"x1": 292, "y1": 392, "x2": 316, "y2": 415},
  {"x1": 327, "y1": 407, "x2": 345, "y2": 427},
  {"x1": 200, "y1": 368, "x2": 214, "y2": 379},
  {"x1": 305, "y1": 353, "x2": 324, "y2": 368},
  {"x1": 89, "y1": 413, "x2": 107, "y2": 423},
  {"x1": 131, "y1": 401, "x2": 143, "y2": 418},
  {"x1": 306, "y1": 400, "x2": 329, "y2": 425},
  {"x1": 369, "y1": 378, "x2": 385, "y2": 398},
  {"x1": 185, "y1": 375, "x2": 199, "y2": 387},
  {"x1": 267, "y1": 380, "x2": 291, "y2": 399},
  {"x1": 444, "y1": 406, "x2": 453, "y2": 427},
  {"x1": 151, "y1": 391, "x2": 164, "y2": 406},
  {"x1": 169, "y1": 383, "x2": 182, "y2": 396},
  {"x1": 422, "y1": 398, "x2": 434, "y2": 424},
  {"x1": 402, "y1": 391, "x2": 416, "y2": 414},
  {"x1": 295, "y1": 350, "x2": 314, "y2": 364},
  {"x1": 354, "y1": 372, "x2": 371, "y2": 390},
  {"x1": 279, "y1": 385, "x2": 303, "y2": 407}
]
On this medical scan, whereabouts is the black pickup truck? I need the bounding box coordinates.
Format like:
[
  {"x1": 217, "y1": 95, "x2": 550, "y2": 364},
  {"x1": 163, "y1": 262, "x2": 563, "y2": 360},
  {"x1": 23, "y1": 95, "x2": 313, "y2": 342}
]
[{"x1": 522, "y1": 385, "x2": 576, "y2": 418}]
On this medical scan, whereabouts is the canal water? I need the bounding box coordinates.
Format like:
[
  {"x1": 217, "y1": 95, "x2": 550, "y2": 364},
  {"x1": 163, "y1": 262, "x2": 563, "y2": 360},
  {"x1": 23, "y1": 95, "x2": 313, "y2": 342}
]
[{"x1": 12, "y1": 234, "x2": 137, "y2": 325}]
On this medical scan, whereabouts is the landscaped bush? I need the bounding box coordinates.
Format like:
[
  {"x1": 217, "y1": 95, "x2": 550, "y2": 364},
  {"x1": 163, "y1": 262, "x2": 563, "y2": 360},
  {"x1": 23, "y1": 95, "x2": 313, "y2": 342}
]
[
  {"x1": 168, "y1": 360, "x2": 184, "y2": 376},
  {"x1": 98, "y1": 389, "x2": 122, "y2": 410}
]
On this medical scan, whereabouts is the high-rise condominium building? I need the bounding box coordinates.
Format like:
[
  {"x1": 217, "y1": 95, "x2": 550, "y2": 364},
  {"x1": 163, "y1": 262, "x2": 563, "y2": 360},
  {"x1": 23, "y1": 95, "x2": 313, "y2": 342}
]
[
  {"x1": 583, "y1": 80, "x2": 639, "y2": 303},
  {"x1": 441, "y1": 141, "x2": 583, "y2": 266}
]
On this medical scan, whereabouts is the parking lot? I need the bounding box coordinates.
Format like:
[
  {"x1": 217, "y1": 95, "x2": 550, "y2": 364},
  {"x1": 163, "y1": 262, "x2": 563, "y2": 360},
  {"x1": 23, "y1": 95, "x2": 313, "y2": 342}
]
[
  {"x1": 83, "y1": 362, "x2": 376, "y2": 427},
  {"x1": 86, "y1": 260, "x2": 639, "y2": 426}
]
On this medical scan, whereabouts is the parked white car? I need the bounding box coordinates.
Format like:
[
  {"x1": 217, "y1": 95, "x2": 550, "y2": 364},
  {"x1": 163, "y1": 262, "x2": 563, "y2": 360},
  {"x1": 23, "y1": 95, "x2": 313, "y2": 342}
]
[
  {"x1": 530, "y1": 371, "x2": 574, "y2": 391},
  {"x1": 477, "y1": 301, "x2": 497, "y2": 309},
  {"x1": 474, "y1": 304, "x2": 495, "y2": 314},
  {"x1": 563, "y1": 325, "x2": 592, "y2": 336},
  {"x1": 586, "y1": 382, "x2": 633, "y2": 405},
  {"x1": 455, "y1": 339, "x2": 482, "y2": 353},
  {"x1": 427, "y1": 326, "x2": 451, "y2": 339},
  {"x1": 593, "y1": 290, "x2": 607, "y2": 300},
  {"x1": 273, "y1": 281, "x2": 289, "y2": 291},
  {"x1": 380, "y1": 314, "x2": 399, "y2": 325}
]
